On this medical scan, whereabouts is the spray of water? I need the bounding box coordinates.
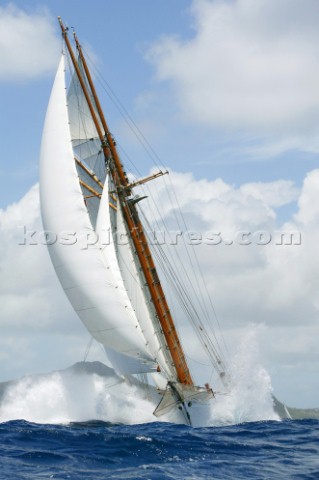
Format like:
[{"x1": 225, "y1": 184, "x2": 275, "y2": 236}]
[
  {"x1": 209, "y1": 325, "x2": 280, "y2": 425},
  {"x1": 0, "y1": 367, "x2": 157, "y2": 425},
  {"x1": 0, "y1": 327, "x2": 279, "y2": 426}
]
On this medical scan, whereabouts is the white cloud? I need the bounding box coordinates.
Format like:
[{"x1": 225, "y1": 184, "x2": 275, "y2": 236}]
[
  {"x1": 0, "y1": 4, "x2": 60, "y2": 81},
  {"x1": 295, "y1": 169, "x2": 319, "y2": 224},
  {"x1": 1, "y1": 168, "x2": 319, "y2": 406},
  {"x1": 139, "y1": 166, "x2": 319, "y2": 406},
  {"x1": 240, "y1": 180, "x2": 298, "y2": 208},
  {"x1": 142, "y1": 169, "x2": 298, "y2": 232},
  {"x1": 147, "y1": 0, "x2": 319, "y2": 154}
]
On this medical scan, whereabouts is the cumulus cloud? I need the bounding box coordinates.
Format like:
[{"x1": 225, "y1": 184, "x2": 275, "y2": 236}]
[
  {"x1": 142, "y1": 169, "x2": 298, "y2": 233},
  {"x1": 143, "y1": 167, "x2": 318, "y2": 328},
  {"x1": 1, "y1": 169, "x2": 319, "y2": 405},
  {"x1": 139, "y1": 166, "x2": 319, "y2": 405},
  {"x1": 147, "y1": 0, "x2": 319, "y2": 154},
  {"x1": 0, "y1": 4, "x2": 60, "y2": 81}
]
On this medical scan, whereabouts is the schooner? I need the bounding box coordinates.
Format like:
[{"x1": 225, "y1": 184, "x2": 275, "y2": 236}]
[{"x1": 39, "y1": 18, "x2": 228, "y2": 426}]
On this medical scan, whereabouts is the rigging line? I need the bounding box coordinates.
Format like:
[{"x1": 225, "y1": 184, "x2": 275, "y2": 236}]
[
  {"x1": 115, "y1": 166, "x2": 208, "y2": 368},
  {"x1": 164, "y1": 176, "x2": 214, "y2": 326},
  {"x1": 151, "y1": 244, "x2": 197, "y2": 330},
  {"x1": 138, "y1": 198, "x2": 230, "y2": 368},
  {"x1": 80, "y1": 50, "x2": 218, "y2": 330},
  {"x1": 163, "y1": 173, "x2": 230, "y2": 361},
  {"x1": 115, "y1": 139, "x2": 229, "y2": 366},
  {"x1": 83, "y1": 48, "x2": 164, "y2": 171},
  {"x1": 81, "y1": 45, "x2": 229, "y2": 362},
  {"x1": 112, "y1": 210, "x2": 181, "y2": 370},
  {"x1": 146, "y1": 220, "x2": 229, "y2": 371},
  {"x1": 81, "y1": 48, "x2": 218, "y2": 333},
  {"x1": 152, "y1": 243, "x2": 211, "y2": 340},
  {"x1": 118, "y1": 183, "x2": 202, "y2": 341},
  {"x1": 69, "y1": 52, "x2": 105, "y2": 181},
  {"x1": 140, "y1": 204, "x2": 230, "y2": 370},
  {"x1": 158, "y1": 178, "x2": 213, "y2": 329},
  {"x1": 73, "y1": 52, "x2": 193, "y2": 382},
  {"x1": 111, "y1": 109, "x2": 224, "y2": 343},
  {"x1": 67, "y1": 53, "x2": 96, "y2": 177},
  {"x1": 183, "y1": 355, "x2": 211, "y2": 367},
  {"x1": 68, "y1": 54, "x2": 91, "y2": 158},
  {"x1": 68, "y1": 59, "x2": 107, "y2": 189},
  {"x1": 140, "y1": 211, "x2": 228, "y2": 371},
  {"x1": 150, "y1": 248, "x2": 206, "y2": 356},
  {"x1": 126, "y1": 166, "x2": 223, "y2": 360},
  {"x1": 83, "y1": 336, "x2": 94, "y2": 362},
  {"x1": 151, "y1": 244, "x2": 227, "y2": 373},
  {"x1": 141, "y1": 210, "x2": 211, "y2": 339},
  {"x1": 139, "y1": 192, "x2": 217, "y2": 341},
  {"x1": 82, "y1": 55, "x2": 227, "y2": 356},
  {"x1": 116, "y1": 142, "x2": 143, "y2": 181},
  {"x1": 105, "y1": 99, "x2": 225, "y2": 338},
  {"x1": 141, "y1": 212, "x2": 203, "y2": 327},
  {"x1": 164, "y1": 182, "x2": 227, "y2": 349},
  {"x1": 134, "y1": 176, "x2": 209, "y2": 314}
]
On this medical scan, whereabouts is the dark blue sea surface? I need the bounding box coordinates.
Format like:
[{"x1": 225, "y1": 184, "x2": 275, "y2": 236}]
[{"x1": 0, "y1": 419, "x2": 318, "y2": 479}]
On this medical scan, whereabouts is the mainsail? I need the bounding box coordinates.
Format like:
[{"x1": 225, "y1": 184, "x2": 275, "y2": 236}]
[
  {"x1": 40, "y1": 18, "x2": 229, "y2": 426},
  {"x1": 40, "y1": 55, "x2": 157, "y2": 367}
]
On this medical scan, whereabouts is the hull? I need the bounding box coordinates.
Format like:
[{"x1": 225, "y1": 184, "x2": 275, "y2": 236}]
[
  {"x1": 154, "y1": 383, "x2": 214, "y2": 427},
  {"x1": 165, "y1": 399, "x2": 214, "y2": 427}
]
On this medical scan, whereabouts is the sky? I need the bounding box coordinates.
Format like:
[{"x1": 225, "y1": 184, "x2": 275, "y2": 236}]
[{"x1": 1, "y1": 0, "x2": 319, "y2": 408}]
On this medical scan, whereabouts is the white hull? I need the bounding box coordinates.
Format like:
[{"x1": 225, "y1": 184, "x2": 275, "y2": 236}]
[
  {"x1": 164, "y1": 398, "x2": 213, "y2": 427},
  {"x1": 154, "y1": 382, "x2": 214, "y2": 427}
]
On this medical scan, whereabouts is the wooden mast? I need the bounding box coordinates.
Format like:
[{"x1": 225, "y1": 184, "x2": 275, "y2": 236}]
[{"x1": 58, "y1": 18, "x2": 193, "y2": 386}]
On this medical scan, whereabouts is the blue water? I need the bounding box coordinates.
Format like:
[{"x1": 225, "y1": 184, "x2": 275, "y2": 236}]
[{"x1": 0, "y1": 419, "x2": 318, "y2": 479}]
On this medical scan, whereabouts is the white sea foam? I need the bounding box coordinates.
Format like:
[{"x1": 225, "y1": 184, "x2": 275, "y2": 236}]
[
  {"x1": 209, "y1": 326, "x2": 280, "y2": 425},
  {"x1": 0, "y1": 366, "x2": 157, "y2": 425},
  {"x1": 0, "y1": 328, "x2": 279, "y2": 426}
]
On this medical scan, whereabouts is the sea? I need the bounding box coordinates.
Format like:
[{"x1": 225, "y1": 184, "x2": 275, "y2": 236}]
[
  {"x1": 1, "y1": 418, "x2": 318, "y2": 479},
  {"x1": 0, "y1": 362, "x2": 318, "y2": 479}
]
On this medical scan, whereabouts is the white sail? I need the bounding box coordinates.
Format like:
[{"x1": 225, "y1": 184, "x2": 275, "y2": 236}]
[
  {"x1": 67, "y1": 60, "x2": 105, "y2": 228},
  {"x1": 115, "y1": 205, "x2": 177, "y2": 380},
  {"x1": 96, "y1": 176, "x2": 159, "y2": 374},
  {"x1": 39, "y1": 54, "x2": 157, "y2": 364},
  {"x1": 67, "y1": 56, "x2": 102, "y2": 142}
]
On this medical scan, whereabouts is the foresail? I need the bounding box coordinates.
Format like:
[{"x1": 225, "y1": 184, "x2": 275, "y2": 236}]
[
  {"x1": 39, "y1": 54, "x2": 157, "y2": 363},
  {"x1": 96, "y1": 175, "x2": 159, "y2": 374},
  {"x1": 115, "y1": 205, "x2": 177, "y2": 380}
]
